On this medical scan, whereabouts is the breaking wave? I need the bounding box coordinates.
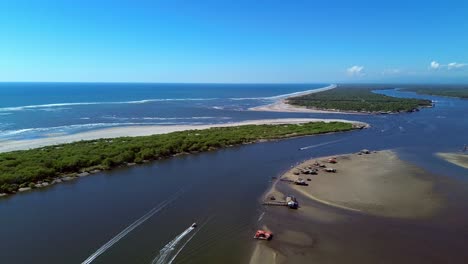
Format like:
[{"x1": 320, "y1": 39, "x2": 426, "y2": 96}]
[
  {"x1": 102, "y1": 116, "x2": 231, "y2": 121},
  {"x1": 0, "y1": 122, "x2": 202, "y2": 138},
  {"x1": 0, "y1": 84, "x2": 334, "y2": 112},
  {"x1": 0, "y1": 98, "x2": 219, "y2": 112}
]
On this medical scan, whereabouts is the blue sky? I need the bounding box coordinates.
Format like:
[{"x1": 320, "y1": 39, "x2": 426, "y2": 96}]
[{"x1": 0, "y1": 0, "x2": 467, "y2": 83}]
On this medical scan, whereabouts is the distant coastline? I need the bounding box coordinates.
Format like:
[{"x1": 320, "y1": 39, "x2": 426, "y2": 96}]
[{"x1": 251, "y1": 85, "x2": 433, "y2": 114}]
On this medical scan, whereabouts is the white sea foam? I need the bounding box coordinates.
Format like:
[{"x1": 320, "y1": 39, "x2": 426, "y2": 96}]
[
  {"x1": 102, "y1": 116, "x2": 231, "y2": 121},
  {"x1": 0, "y1": 122, "x2": 202, "y2": 138},
  {"x1": 0, "y1": 98, "x2": 219, "y2": 112},
  {"x1": 0, "y1": 85, "x2": 335, "y2": 112}
]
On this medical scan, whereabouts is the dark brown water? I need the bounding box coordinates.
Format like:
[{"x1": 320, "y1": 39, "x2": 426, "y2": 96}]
[{"x1": 1, "y1": 89, "x2": 468, "y2": 263}]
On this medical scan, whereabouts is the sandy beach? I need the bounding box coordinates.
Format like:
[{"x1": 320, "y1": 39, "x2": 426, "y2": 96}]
[
  {"x1": 252, "y1": 150, "x2": 443, "y2": 264},
  {"x1": 249, "y1": 83, "x2": 367, "y2": 114},
  {"x1": 249, "y1": 84, "x2": 344, "y2": 114},
  {"x1": 0, "y1": 118, "x2": 368, "y2": 153},
  {"x1": 437, "y1": 152, "x2": 468, "y2": 169}
]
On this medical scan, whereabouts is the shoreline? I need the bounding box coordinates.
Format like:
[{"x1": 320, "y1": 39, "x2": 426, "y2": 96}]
[
  {"x1": 249, "y1": 84, "x2": 348, "y2": 114},
  {"x1": 250, "y1": 85, "x2": 432, "y2": 114},
  {"x1": 249, "y1": 84, "x2": 373, "y2": 114},
  {"x1": 437, "y1": 152, "x2": 468, "y2": 169},
  {"x1": 0, "y1": 119, "x2": 369, "y2": 198},
  {"x1": 0, "y1": 118, "x2": 368, "y2": 153},
  {"x1": 252, "y1": 150, "x2": 443, "y2": 263}
]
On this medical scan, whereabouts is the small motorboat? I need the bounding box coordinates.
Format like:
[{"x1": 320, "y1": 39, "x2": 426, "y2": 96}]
[
  {"x1": 191, "y1": 222, "x2": 197, "y2": 228},
  {"x1": 254, "y1": 230, "x2": 273, "y2": 240}
]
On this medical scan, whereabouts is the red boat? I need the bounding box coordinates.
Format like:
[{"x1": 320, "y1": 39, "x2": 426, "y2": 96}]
[
  {"x1": 328, "y1": 158, "x2": 337, "y2": 164},
  {"x1": 254, "y1": 230, "x2": 273, "y2": 240}
]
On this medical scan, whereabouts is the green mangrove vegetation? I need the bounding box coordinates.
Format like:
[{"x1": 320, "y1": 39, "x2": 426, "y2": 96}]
[
  {"x1": 402, "y1": 86, "x2": 468, "y2": 99},
  {"x1": 0, "y1": 121, "x2": 359, "y2": 194},
  {"x1": 287, "y1": 86, "x2": 432, "y2": 113}
]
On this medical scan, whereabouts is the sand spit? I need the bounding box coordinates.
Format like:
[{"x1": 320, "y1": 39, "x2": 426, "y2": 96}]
[
  {"x1": 278, "y1": 150, "x2": 441, "y2": 219},
  {"x1": 0, "y1": 118, "x2": 368, "y2": 153},
  {"x1": 437, "y1": 152, "x2": 468, "y2": 169},
  {"x1": 252, "y1": 150, "x2": 443, "y2": 264},
  {"x1": 249, "y1": 84, "x2": 343, "y2": 114}
]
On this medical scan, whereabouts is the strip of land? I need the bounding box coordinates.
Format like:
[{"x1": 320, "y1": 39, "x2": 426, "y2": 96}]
[
  {"x1": 253, "y1": 150, "x2": 442, "y2": 263},
  {"x1": 250, "y1": 84, "x2": 339, "y2": 113},
  {"x1": 437, "y1": 152, "x2": 468, "y2": 169},
  {"x1": 0, "y1": 118, "x2": 368, "y2": 153},
  {"x1": 0, "y1": 119, "x2": 368, "y2": 195},
  {"x1": 251, "y1": 85, "x2": 432, "y2": 114},
  {"x1": 403, "y1": 85, "x2": 468, "y2": 99}
]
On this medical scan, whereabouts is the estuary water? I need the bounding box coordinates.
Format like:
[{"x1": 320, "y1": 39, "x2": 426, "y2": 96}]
[{"x1": 0, "y1": 84, "x2": 468, "y2": 263}]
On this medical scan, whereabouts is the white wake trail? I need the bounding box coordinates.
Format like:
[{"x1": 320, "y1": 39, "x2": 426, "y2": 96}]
[
  {"x1": 299, "y1": 139, "x2": 345, "y2": 150},
  {"x1": 82, "y1": 191, "x2": 183, "y2": 264},
  {"x1": 152, "y1": 227, "x2": 195, "y2": 264},
  {"x1": 153, "y1": 218, "x2": 211, "y2": 264},
  {"x1": 167, "y1": 223, "x2": 204, "y2": 264}
]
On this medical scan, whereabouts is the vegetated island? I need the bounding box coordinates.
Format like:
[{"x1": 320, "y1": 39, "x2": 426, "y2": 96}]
[
  {"x1": 252, "y1": 150, "x2": 442, "y2": 263},
  {"x1": 0, "y1": 119, "x2": 367, "y2": 196},
  {"x1": 401, "y1": 85, "x2": 468, "y2": 99},
  {"x1": 251, "y1": 84, "x2": 432, "y2": 114}
]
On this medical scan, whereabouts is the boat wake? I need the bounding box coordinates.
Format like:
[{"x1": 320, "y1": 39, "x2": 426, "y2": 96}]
[
  {"x1": 81, "y1": 191, "x2": 184, "y2": 264},
  {"x1": 151, "y1": 219, "x2": 209, "y2": 264},
  {"x1": 299, "y1": 139, "x2": 345, "y2": 151},
  {"x1": 151, "y1": 227, "x2": 195, "y2": 264}
]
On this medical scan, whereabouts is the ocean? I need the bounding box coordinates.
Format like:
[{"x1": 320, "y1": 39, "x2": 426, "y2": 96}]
[{"x1": 0, "y1": 82, "x2": 327, "y2": 140}]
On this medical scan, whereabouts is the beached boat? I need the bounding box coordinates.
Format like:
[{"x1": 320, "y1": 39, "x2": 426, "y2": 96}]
[{"x1": 254, "y1": 230, "x2": 273, "y2": 240}]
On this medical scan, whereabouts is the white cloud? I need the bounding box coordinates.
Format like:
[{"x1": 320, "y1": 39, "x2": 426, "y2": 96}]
[
  {"x1": 346, "y1": 65, "x2": 365, "y2": 77},
  {"x1": 447, "y1": 62, "x2": 467, "y2": 70},
  {"x1": 430, "y1": 61, "x2": 440, "y2": 70},
  {"x1": 382, "y1": 68, "x2": 401, "y2": 75},
  {"x1": 430, "y1": 61, "x2": 467, "y2": 70}
]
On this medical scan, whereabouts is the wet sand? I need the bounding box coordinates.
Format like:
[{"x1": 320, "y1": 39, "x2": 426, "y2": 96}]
[
  {"x1": 252, "y1": 150, "x2": 446, "y2": 264},
  {"x1": 437, "y1": 152, "x2": 468, "y2": 169},
  {"x1": 0, "y1": 118, "x2": 368, "y2": 153}
]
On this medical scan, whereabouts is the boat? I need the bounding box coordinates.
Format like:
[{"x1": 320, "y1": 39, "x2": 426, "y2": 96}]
[
  {"x1": 254, "y1": 230, "x2": 273, "y2": 240},
  {"x1": 191, "y1": 222, "x2": 197, "y2": 228}
]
